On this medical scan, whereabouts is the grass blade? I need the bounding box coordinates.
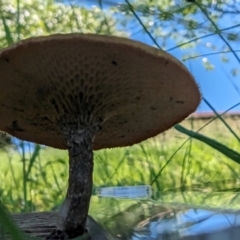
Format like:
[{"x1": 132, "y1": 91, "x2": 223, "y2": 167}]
[
  {"x1": 26, "y1": 144, "x2": 41, "y2": 177},
  {"x1": 175, "y1": 124, "x2": 240, "y2": 165},
  {"x1": 204, "y1": 98, "x2": 240, "y2": 142},
  {"x1": 0, "y1": 14, "x2": 14, "y2": 45},
  {"x1": 124, "y1": 0, "x2": 162, "y2": 49},
  {"x1": 0, "y1": 201, "x2": 26, "y2": 240}
]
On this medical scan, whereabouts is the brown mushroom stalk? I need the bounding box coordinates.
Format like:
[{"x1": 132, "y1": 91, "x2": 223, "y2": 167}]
[
  {"x1": 53, "y1": 130, "x2": 94, "y2": 238},
  {"x1": 59, "y1": 142, "x2": 92, "y2": 234},
  {"x1": 46, "y1": 121, "x2": 102, "y2": 239}
]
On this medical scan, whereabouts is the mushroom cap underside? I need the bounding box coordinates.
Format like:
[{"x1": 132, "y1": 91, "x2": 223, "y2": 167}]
[{"x1": 0, "y1": 33, "x2": 201, "y2": 150}]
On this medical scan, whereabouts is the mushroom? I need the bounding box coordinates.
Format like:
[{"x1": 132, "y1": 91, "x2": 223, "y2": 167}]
[{"x1": 0, "y1": 33, "x2": 200, "y2": 239}]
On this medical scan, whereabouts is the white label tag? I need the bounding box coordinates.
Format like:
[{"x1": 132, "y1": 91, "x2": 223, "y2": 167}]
[{"x1": 95, "y1": 185, "x2": 152, "y2": 199}]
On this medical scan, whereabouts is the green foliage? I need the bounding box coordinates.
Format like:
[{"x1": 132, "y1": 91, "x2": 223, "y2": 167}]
[
  {"x1": 0, "y1": 0, "x2": 127, "y2": 47},
  {"x1": 1, "y1": 117, "x2": 240, "y2": 213},
  {"x1": 115, "y1": 0, "x2": 240, "y2": 72}
]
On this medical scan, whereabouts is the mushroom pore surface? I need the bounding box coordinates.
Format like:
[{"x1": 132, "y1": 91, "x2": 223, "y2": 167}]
[{"x1": 0, "y1": 33, "x2": 201, "y2": 150}]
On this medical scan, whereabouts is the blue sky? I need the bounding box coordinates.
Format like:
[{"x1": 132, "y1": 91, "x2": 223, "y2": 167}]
[
  {"x1": 123, "y1": 14, "x2": 240, "y2": 113},
  {"x1": 131, "y1": 30, "x2": 240, "y2": 113},
  {"x1": 78, "y1": 0, "x2": 240, "y2": 113}
]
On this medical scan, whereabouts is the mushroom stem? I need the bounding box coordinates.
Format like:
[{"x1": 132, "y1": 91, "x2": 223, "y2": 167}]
[{"x1": 47, "y1": 127, "x2": 94, "y2": 239}]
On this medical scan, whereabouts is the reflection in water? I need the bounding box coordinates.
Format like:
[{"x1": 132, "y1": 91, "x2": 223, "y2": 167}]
[
  {"x1": 10, "y1": 203, "x2": 240, "y2": 240},
  {"x1": 131, "y1": 208, "x2": 240, "y2": 240},
  {"x1": 90, "y1": 191, "x2": 240, "y2": 240}
]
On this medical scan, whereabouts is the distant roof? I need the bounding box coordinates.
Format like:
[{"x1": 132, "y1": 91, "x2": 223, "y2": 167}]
[{"x1": 188, "y1": 112, "x2": 240, "y2": 119}]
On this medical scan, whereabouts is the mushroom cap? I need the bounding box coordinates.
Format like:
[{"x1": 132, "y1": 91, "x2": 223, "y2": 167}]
[{"x1": 0, "y1": 33, "x2": 200, "y2": 150}]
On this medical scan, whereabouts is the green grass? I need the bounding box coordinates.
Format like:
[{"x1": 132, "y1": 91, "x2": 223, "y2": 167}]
[
  {"x1": 1, "y1": 116, "x2": 240, "y2": 213},
  {"x1": 1, "y1": 115, "x2": 240, "y2": 237}
]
